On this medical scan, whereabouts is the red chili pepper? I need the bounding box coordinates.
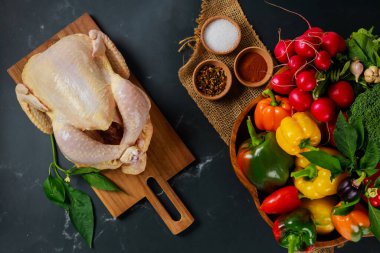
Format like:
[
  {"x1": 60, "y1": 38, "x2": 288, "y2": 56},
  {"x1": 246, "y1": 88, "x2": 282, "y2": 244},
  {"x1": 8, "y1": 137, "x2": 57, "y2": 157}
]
[
  {"x1": 363, "y1": 167, "x2": 380, "y2": 207},
  {"x1": 260, "y1": 186, "x2": 301, "y2": 214}
]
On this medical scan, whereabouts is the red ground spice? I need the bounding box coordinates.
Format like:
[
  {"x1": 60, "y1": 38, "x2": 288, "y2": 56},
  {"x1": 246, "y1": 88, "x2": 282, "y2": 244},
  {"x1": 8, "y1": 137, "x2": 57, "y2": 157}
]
[{"x1": 237, "y1": 52, "x2": 267, "y2": 82}]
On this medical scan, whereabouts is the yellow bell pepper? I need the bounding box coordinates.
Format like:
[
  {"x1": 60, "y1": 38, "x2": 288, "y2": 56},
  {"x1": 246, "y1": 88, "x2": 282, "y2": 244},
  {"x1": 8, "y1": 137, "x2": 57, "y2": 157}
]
[
  {"x1": 291, "y1": 147, "x2": 345, "y2": 199},
  {"x1": 302, "y1": 197, "x2": 337, "y2": 235},
  {"x1": 276, "y1": 112, "x2": 321, "y2": 156}
]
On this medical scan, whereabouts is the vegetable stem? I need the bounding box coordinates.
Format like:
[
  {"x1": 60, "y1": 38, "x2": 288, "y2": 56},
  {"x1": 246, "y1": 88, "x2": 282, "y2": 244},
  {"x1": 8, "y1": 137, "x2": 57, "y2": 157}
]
[
  {"x1": 50, "y1": 135, "x2": 57, "y2": 164},
  {"x1": 247, "y1": 116, "x2": 263, "y2": 147},
  {"x1": 291, "y1": 164, "x2": 318, "y2": 180},
  {"x1": 353, "y1": 171, "x2": 366, "y2": 187},
  {"x1": 262, "y1": 89, "x2": 279, "y2": 106},
  {"x1": 50, "y1": 135, "x2": 68, "y2": 175},
  {"x1": 287, "y1": 234, "x2": 297, "y2": 253}
]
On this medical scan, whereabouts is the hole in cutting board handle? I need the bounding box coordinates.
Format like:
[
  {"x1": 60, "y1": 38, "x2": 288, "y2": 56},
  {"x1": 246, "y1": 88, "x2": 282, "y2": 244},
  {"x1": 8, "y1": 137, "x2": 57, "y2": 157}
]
[{"x1": 147, "y1": 177, "x2": 181, "y2": 221}]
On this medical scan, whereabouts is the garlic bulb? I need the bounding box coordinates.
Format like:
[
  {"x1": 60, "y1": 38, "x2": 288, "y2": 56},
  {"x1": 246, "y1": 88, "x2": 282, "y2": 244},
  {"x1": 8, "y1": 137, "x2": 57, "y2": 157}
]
[
  {"x1": 350, "y1": 60, "x2": 364, "y2": 82},
  {"x1": 364, "y1": 66, "x2": 379, "y2": 83}
]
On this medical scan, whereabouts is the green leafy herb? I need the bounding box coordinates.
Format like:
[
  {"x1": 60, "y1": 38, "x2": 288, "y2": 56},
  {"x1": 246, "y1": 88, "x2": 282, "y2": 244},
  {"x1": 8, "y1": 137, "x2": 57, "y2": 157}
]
[
  {"x1": 300, "y1": 150, "x2": 343, "y2": 180},
  {"x1": 66, "y1": 184, "x2": 94, "y2": 247},
  {"x1": 334, "y1": 112, "x2": 358, "y2": 161},
  {"x1": 82, "y1": 173, "x2": 121, "y2": 191},
  {"x1": 368, "y1": 201, "x2": 380, "y2": 241},
  {"x1": 350, "y1": 117, "x2": 365, "y2": 150},
  {"x1": 333, "y1": 198, "x2": 360, "y2": 216},
  {"x1": 335, "y1": 155, "x2": 352, "y2": 170},
  {"x1": 374, "y1": 177, "x2": 380, "y2": 188},
  {"x1": 360, "y1": 140, "x2": 380, "y2": 171},
  {"x1": 347, "y1": 27, "x2": 380, "y2": 68},
  {"x1": 43, "y1": 135, "x2": 121, "y2": 247},
  {"x1": 43, "y1": 175, "x2": 67, "y2": 208},
  {"x1": 71, "y1": 167, "x2": 100, "y2": 175}
]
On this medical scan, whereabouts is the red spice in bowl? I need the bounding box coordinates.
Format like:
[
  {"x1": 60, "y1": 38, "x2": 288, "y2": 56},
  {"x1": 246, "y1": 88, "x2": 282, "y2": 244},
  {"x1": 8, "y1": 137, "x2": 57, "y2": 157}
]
[
  {"x1": 237, "y1": 52, "x2": 267, "y2": 82},
  {"x1": 234, "y1": 47, "x2": 273, "y2": 87}
]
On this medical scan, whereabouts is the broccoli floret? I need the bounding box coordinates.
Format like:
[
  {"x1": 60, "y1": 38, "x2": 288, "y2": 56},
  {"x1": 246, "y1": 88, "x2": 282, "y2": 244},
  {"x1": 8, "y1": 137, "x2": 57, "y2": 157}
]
[{"x1": 349, "y1": 85, "x2": 380, "y2": 152}]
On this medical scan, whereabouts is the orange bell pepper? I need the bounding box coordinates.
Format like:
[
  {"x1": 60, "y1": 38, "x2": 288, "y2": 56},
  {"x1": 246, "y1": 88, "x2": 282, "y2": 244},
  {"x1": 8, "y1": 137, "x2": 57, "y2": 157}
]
[
  {"x1": 254, "y1": 89, "x2": 291, "y2": 131},
  {"x1": 331, "y1": 203, "x2": 371, "y2": 242}
]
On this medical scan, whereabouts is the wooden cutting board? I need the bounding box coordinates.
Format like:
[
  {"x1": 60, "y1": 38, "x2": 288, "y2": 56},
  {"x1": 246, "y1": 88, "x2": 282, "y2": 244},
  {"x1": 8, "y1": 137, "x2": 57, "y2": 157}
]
[{"x1": 7, "y1": 13, "x2": 195, "y2": 235}]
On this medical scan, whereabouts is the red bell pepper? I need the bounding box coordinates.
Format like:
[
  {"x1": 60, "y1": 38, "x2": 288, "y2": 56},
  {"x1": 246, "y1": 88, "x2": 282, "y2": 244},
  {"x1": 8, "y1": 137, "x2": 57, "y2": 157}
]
[{"x1": 260, "y1": 186, "x2": 301, "y2": 214}]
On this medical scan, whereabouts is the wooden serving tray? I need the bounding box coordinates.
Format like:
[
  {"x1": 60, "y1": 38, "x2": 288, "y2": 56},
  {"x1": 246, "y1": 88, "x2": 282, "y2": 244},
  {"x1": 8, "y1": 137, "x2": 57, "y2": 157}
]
[{"x1": 7, "y1": 13, "x2": 195, "y2": 235}]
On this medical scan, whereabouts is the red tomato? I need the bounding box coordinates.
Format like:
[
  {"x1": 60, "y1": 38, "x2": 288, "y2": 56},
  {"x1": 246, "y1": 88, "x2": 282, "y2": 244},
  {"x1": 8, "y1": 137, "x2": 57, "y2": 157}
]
[
  {"x1": 328, "y1": 81, "x2": 355, "y2": 109},
  {"x1": 311, "y1": 98, "x2": 336, "y2": 122}
]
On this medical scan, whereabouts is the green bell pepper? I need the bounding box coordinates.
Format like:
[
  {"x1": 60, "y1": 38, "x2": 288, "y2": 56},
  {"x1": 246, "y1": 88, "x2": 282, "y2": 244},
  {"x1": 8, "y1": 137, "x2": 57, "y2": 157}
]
[
  {"x1": 237, "y1": 116, "x2": 294, "y2": 193},
  {"x1": 272, "y1": 208, "x2": 317, "y2": 253}
]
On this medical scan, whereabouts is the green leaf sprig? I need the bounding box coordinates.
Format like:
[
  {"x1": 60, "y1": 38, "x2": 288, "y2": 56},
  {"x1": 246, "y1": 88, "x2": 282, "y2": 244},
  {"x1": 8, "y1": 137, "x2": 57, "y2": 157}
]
[{"x1": 43, "y1": 135, "x2": 121, "y2": 247}]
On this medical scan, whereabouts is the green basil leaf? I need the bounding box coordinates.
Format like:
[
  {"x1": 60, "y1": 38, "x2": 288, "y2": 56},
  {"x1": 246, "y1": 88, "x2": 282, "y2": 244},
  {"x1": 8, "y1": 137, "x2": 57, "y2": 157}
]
[
  {"x1": 65, "y1": 185, "x2": 94, "y2": 247},
  {"x1": 333, "y1": 198, "x2": 360, "y2": 216},
  {"x1": 300, "y1": 150, "x2": 343, "y2": 180},
  {"x1": 350, "y1": 117, "x2": 365, "y2": 150},
  {"x1": 360, "y1": 140, "x2": 380, "y2": 171},
  {"x1": 82, "y1": 173, "x2": 121, "y2": 191},
  {"x1": 334, "y1": 112, "x2": 358, "y2": 161},
  {"x1": 374, "y1": 177, "x2": 380, "y2": 188},
  {"x1": 335, "y1": 155, "x2": 353, "y2": 170},
  {"x1": 43, "y1": 175, "x2": 67, "y2": 208},
  {"x1": 71, "y1": 167, "x2": 100, "y2": 175},
  {"x1": 369, "y1": 201, "x2": 380, "y2": 241}
]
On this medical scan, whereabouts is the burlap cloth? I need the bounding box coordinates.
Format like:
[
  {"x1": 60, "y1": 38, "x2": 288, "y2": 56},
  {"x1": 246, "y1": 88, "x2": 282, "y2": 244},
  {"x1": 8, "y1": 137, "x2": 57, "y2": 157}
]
[
  {"x1": 178, "y1": 0, "x2": 267, "y2": 145},
  {"x1": 178, "y1": 1, "x2": 336, "y2": 252}
]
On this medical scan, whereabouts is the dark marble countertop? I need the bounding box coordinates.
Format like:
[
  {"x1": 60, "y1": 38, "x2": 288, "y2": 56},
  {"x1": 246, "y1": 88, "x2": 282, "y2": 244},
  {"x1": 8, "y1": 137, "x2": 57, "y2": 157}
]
[{"x1": 0, "y1": 0, "x2": 379, "y2": 252}]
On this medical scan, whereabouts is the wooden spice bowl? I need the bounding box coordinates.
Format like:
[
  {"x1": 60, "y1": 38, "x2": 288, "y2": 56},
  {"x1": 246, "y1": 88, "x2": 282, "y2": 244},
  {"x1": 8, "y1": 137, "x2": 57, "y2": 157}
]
[
  {"x1": 200, "y1": 15, "x2": 241, "y2": 55},
  {"x1": 234, "y1": 47, "x2": 273, "y2": 87},
  {"x1": 192, "y1": 59, "x2": 232, "y2": 100}
]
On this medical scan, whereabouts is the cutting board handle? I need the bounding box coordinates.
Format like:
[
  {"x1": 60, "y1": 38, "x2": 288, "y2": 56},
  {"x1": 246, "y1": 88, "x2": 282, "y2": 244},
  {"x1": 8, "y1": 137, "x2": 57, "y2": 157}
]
[{"x1": 144, "y1": 176, "x2": 194, "y2": 235}]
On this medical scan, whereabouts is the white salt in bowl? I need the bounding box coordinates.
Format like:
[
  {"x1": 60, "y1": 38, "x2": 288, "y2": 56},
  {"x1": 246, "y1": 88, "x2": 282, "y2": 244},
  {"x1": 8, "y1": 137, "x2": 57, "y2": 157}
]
[{"x1": 201, "y1": 16, "x2": 241, "y2": 55}]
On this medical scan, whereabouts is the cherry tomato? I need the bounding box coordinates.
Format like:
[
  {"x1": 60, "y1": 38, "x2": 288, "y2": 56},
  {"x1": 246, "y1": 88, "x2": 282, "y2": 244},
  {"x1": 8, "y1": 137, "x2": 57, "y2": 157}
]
[
  {"x1": 288, "y1": 88, "x2": 313, "y2": 112},
  {"x1": 328, "y1": 81, "x2": 355, "y2": 109},
  {"x1": 311, "y1": 98, "x2": 336, "y2": 122},
  {"x1": 295, "y1": 69, "x2": 316, "y2": 91}
]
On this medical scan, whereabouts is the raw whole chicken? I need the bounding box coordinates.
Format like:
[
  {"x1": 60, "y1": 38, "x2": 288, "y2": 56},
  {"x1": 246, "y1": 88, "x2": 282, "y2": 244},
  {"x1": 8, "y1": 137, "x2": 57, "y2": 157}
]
[{"x1": 15, "y1": 30, "x2": 153, "y2": 175}]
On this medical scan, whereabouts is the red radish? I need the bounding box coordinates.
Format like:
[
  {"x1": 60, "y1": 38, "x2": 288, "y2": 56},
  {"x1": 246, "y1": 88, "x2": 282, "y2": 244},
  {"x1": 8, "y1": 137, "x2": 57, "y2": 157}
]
[
  {"x1": 321, "y1": 32, "x2": 346, "y2": 57},
  {"x1": 311, "y1": 98, "x2": 336, "y2": 122},
  {"x1": 294, "y1": 35, "x2": 320, "y2": 58},
  {"x1": 289, "y1": 88, "x2": 313, "y2": 112},
  {"x1": 295, "y1": 69, "x2": 316, "y2": 91},
  {"x1": 328, "y1": 81, "x2": 355, "y2": 109},
  {"x1": 270, "y1": 71, "x2": 295, "y2": 95},
  {"x1": 314, "y1": 50, "x2": 332, "y2": 71},
  {"x1": 274, "y1": 39, "x2": 295, "y2": 63},
  {"x1": 288, "y1": 55, "x2": 307, "y2": 74},
  {"x1": 304, "y1": 27, "x2": 324, "y2": 38}
]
